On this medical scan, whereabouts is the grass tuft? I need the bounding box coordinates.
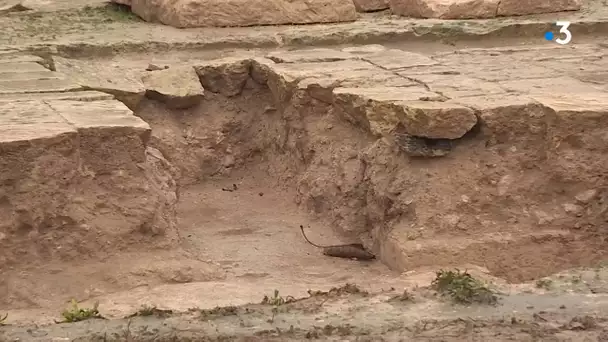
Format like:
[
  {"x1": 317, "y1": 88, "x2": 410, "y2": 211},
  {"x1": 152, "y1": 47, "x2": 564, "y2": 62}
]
[
  {"x1": 128, "y1": 305, "x2": 173, "y2": 318},
  {"x1": 432, "y1": 269, "x2": 497, "y2": 305},
  {"x1": 59, "y1": 299, "x2": 103, "y2": 323},
  {"x1": 261, "y1": 289, "x2": 296, "y2": 306}
]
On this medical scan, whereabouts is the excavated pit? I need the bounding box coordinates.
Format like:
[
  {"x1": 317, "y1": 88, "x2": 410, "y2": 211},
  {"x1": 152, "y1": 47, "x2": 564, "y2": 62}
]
[
  {"x1": 1, "y1": 45, "x2": 608, "y2": 321},
  {"x1": 134, "y1": 69, "x2": 608, "y2": 284}
]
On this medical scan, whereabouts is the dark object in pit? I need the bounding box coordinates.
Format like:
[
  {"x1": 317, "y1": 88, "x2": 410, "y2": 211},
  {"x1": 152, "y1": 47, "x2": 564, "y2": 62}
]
[
  {"x1": 394, "y1": 133, "x2": 453, "y2": 157},
  {"x1": 299, "y1": 225, "x2": 375, "y2": 260},
  {"x1": 221, "y1": 184, "x2": 238, "y2": 192},
  {"x1": 146, "y1": 64, "x2": 169, "y2": 71}
]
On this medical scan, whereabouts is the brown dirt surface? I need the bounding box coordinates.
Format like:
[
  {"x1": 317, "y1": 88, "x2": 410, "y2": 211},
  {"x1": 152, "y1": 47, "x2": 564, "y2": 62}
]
[{"x1": 1, "y1": 0, "x2": 608, "y2": 341}]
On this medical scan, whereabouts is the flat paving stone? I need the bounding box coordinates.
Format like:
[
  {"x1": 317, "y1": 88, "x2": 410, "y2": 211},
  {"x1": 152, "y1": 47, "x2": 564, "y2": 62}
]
[
  {"x1": 0, "y1": 91, "x2": 114, "y2": 103},
  {"x1": 0, "y1": 70, "x2": 64, "y2": 81},
  {"x1": 360, "y1": 49, "x2": 438, "y2": 70},
  {"x1": 0, "y1": 78, "x2": 82, "y2": 94},
  {"x1": 266, "y1": 48, "x2": 354, "y2": 63},
  {"x1": 0, "y1": 101, "x2": 76, "y2": 142},
  {"x1": 0, "y1": 55, "x2": 45, "y2": 64},
  {"x1": 47, "y1": 100, "x2": 150, "y2": 131},
  {"x1": 0, "y1": 61, "x2": 48, "y2": 73}
]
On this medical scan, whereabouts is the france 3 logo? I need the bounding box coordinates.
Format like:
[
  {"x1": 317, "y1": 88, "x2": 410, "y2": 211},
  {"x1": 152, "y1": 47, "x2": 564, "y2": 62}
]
[{"x1": 544, "y1": 21, "x2": 572, "y2": 45}]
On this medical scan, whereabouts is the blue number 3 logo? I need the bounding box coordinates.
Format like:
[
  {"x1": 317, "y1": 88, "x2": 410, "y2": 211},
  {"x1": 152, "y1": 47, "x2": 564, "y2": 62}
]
[{"x1": 555, "y1": 21, "x2": 572, "y2": 45}]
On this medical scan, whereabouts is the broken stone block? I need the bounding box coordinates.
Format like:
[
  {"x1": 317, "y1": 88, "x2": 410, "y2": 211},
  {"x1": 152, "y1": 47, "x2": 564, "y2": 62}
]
[
  {"x1": 142, "y1": 66, "x2": 204, "y2": 109},
  {"x1": 333, "y1": 87, "x2": 475, "y2": 139},
  {"x1": 400, "y1": 100, "x2": 478, "y2": 139},
  {"x1": 194, "y1": 58, "x2": 251, "y2": 97},
  {"x1": 125, "y1": 0, "x2": 357, "y2": 28}
]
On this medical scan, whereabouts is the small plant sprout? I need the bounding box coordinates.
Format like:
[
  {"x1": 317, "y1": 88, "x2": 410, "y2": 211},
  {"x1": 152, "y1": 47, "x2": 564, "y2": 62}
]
[{"x1": 432, "y1": 269, "x2": 498, "y2": 305}]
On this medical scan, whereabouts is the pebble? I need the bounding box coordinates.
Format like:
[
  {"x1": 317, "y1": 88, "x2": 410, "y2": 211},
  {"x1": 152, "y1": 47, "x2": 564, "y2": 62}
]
[
  {"x1": 563, "y1": 203, "x2": 583, "y2": 216},
  {"x1": 575, "y1": 189, "x2": 597, "y2": 204},
  {"x1": 222, "y1": 155, "x2": 235, "y2": 168}
]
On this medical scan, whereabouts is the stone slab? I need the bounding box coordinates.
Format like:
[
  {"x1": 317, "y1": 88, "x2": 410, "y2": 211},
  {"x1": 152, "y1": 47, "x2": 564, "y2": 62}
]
[
  {"x1": 266, "y1": 48, "x2": 354, "y2": 64},
  {"x1": 128, "y1": 0, "x2": 357, "y2": 28},
  {"x1": 333, "y1": 86, "x2": 476, "y2": 138},
  {"x1": 141, "y1": 66, "x2": 204, "y2": 109},
  {"x1": 266, "y1": 59, "x2": 420, "y2": 89},
  {"x1": 0, "y1": 101, "x2": 75, "y2": 142},
  {"x1": 406, "y1": 73, "x2": 508, "y2": 98},
  {"x1": 0, "y1": 79, "x2": 82, "y2": 94},
  {"x1": 53, "y1": 56, "x2": 145, "y2": 109},
  {"x1": 390, "y1": 0, "x2": 500, "y2": 19},
  {"x1": 0, "y1": 55, "x2": 45, "y2": 64},
  {"x1": 46, "y1": 100, "x2": 150, "y2": 131},
  {"x1": 0, "y1": 61, "x2": 47, "y2": 73},
  {"x1": 361, "y1": 49, "x2": 438, "y2": 70},
  {"x1": 333, "y1": 86, "x2": 438, "y2": 102},
  {"x1": 0, "y1": 91, "x2": 114, "y2": 103},
  {"x1": 497, "y1": 0, "x2": 582, "y2": 16},
  {"x1": 0, "y1": 123, "x2": 76, "y2": 143},
  {"x1": 0, "y1": 70, "x2": 63, "y2": 81}
]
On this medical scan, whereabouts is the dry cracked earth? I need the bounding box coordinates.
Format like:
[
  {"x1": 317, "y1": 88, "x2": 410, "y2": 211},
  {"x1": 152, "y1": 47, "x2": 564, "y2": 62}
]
[{"x1": 1, "y1": 1, "x2": 608, "y2": 341}]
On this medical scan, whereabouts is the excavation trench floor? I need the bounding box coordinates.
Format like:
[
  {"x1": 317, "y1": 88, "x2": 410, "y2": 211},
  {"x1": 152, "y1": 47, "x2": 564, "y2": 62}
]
[{"x1": 2, "y1": 177, "x2": 408, "y2": 325}]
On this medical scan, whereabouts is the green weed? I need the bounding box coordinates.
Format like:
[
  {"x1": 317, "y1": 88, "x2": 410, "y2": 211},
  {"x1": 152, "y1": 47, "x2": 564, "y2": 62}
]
[
  {"x1": 59, "y1": 299, "x2": 102, "y2": 323},
  {"x1": 128, "y1": 305, "x2": 173, "y2": 318},
  {"x1": 261, "y1": 289, "x2": 295, "y2": 306},
  {"x1": 432, "y1": 269, "x2": 497, "y2": 305}
]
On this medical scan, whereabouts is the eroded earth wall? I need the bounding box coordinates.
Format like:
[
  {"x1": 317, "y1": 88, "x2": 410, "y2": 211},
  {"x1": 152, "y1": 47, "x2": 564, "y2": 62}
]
[{"x1": 0, "y1": 55, "x2": 179, "y2": 270}]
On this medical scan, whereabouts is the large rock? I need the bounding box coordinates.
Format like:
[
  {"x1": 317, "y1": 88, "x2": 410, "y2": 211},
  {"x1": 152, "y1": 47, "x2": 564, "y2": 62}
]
[
  {"x1": 141, "y1": 66, "x2": 204, "y2": 109},
  {"x1": 333, "y1": 87, "x2": 477, "y2": 139},
  {"x1": 390, "y1": 0, "x2": 500, "y2": 19},
  {"x1": 194, "y1": 58, "x2": 252, "y2": 97},
  {"x1": 353, "y1": 0, "x2": 389, "y2": 12},
  {"x1": 53, "y1": 56, "x2": 145, "y2": 110},
  {"x1": 497, "y1": 0, "x2": 582, "y2": 16},
  {"x1": 126, "y1": 0, "x2": 357, "y2": 28}
]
